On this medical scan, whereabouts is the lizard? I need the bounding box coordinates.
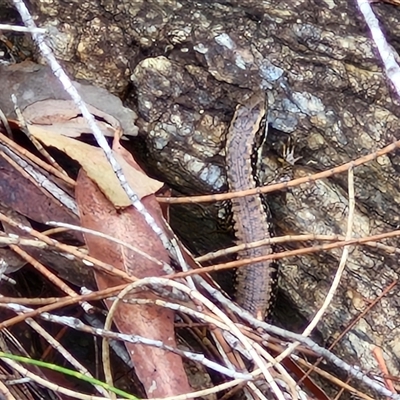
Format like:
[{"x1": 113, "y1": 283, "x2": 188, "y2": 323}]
[{"x1": 225, "y1": 92, "x2": 278, "y2": 320}]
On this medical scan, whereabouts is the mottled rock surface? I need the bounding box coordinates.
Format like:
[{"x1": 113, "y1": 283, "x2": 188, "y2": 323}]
[{"x1": 26, "y1": 0, "x2": 400, "y2": 386}]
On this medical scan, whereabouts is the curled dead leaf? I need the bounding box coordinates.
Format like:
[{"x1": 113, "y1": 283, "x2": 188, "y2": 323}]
[
  {"x1": 23, "y1": 99, "x2": 120, "y2": 138},
  {"x1": 29, "y1": 130, "x2": 163, "y2": 206},
  {"x1": 76, "y1": 169, "x2": 191, "y2": 397}
]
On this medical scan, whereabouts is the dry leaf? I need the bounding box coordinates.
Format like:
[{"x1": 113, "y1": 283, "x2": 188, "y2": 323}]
[
  {"x1": 23, "y1": 99, "x2": 120, "y2": 137},
  {"x1": 0, "y1": 62, "x2": 138, "y2": 138},
  {"x1": 23, "y1": 99, "x2": 120, "y2": 138},
  {"x1": 75, "y1": 169, "x2": 191, "y2": 397},
  {"x1": 0, "y1": 142, "x2": 79, "y2": 228},
  {"x1": 30, "y1": 129, "x2": 163, "y2": 206}
]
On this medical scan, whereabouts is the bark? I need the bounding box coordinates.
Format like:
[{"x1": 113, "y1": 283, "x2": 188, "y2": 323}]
[{"x1": 28, "y1": 0, "x2": 400, "y2": 389}]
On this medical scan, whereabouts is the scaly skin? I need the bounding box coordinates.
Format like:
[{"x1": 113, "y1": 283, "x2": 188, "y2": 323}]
[{"x1": 225, "y1": 93, "x2": 277, "y2": 320}]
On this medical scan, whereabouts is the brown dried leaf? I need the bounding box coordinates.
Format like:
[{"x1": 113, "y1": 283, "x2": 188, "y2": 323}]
[
  {"x1": 30, "y1": 130, "x2": 163, "y2": 206},
  {"x1": 23, "y1": 99, "x2": 119, "y2": 138},
  {"x1": 75, "y1": 169, "x2": 191, "y2": 397},
  {"x1": 0, "y1": 202, "x2": 31, "y2": 274},
  {"x1": 0, "y1": 149, "x2": 79, "y2": 227},
  {"x1": 0, "y1": 62, "x2": 138, "y2": 138}
]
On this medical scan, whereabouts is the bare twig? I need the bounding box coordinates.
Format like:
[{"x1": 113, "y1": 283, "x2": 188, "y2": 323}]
[
  {"x1": 11, "y1": 94, "x2": 68, "y2": 175},
  {"x1": 47, "y1": 221, "x2": 173, "y2": 272},
  {"x1": 196, "y1": 232, "x2": 400, "y2": 263},
  {"x1": 197, "y1": 277, "x2": 400, "y2": 399},
  {"x1": 0, "y1": 23, "x2": 46, "y2": 33},
  {"x1": 262, "y1": 165, "x2": 356, "y2": 395},
  {"x1": 373, "y1": 346, "x2": 396, "y2": 394},
  {"x1": 170, "y1": 229, "x2": 400, "y2": 279},
  {"x1": 158, "y1": 137, "x2": 400, "y2": 204},
  {"x1": 0, "y1": 300, "x2": 251, "y2": 381},
  {"x1": 0, "y1": 131, "x2": 75, "y2": 186},
  {"x1": 0, "y1": 357, "x2": 113, "y2": 400},
  {"x1": 303, "y1": 165, "x2": 355, "y2": 335},
  {"x1": 11, "y1": 0, "x2": 190, "y2": 275},
  {"x1": 357, "y1": 0, "x2": 400, "y2": 97}
]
